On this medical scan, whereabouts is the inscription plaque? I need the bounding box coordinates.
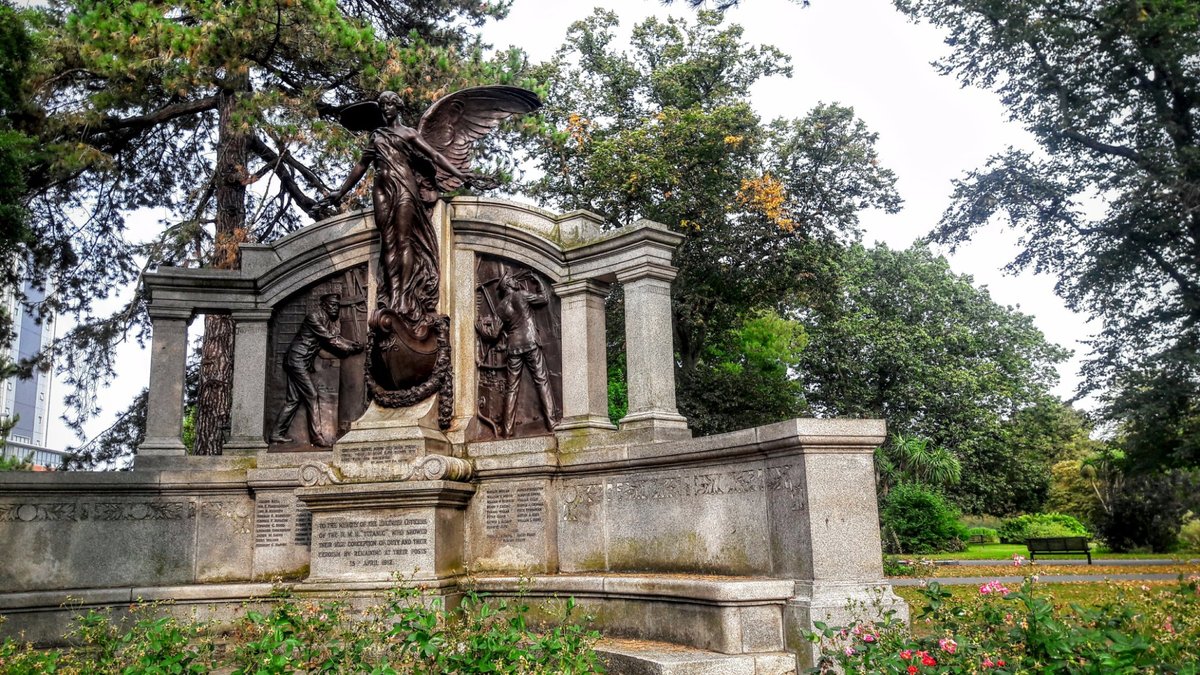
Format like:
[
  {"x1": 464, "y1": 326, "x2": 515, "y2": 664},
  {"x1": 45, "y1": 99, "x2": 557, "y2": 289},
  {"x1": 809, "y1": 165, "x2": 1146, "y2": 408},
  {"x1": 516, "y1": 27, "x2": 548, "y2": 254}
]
[
  {"x1": 484, "y1": 484, "x2": 545, "y2": 544},
  {"x1": 254, "y1": 498, "x2": 292, "y2": 548},
  {"x1": 312, "y1": 514, "x2": 431, "y2": 574}
]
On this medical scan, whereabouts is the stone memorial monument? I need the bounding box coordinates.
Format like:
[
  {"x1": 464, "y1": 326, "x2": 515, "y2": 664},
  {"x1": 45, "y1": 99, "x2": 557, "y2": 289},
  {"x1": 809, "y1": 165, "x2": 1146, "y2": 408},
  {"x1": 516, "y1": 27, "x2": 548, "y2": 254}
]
[{"x1": 0, "y1": 86, "x2": 905, "y2": 673}]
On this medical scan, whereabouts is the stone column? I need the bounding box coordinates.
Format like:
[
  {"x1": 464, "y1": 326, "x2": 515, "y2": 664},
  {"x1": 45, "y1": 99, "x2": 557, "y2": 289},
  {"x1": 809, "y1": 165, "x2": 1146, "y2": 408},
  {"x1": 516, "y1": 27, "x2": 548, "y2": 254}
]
[
  {"x1": 554, "y1": 279, "x2": 616, "y2": 433},
  {"x1": 138, "y1": 307, "x2": 192, "y2": 457},
  {"x1": 448, "y1": 247, "x2": 478, "y2": 442},
  {"x1": 616, "y1": 263, "x2": 688, "y2": 434},
  {"x1": 224, "y1": 309, "x2": 272, "y2": 455}
]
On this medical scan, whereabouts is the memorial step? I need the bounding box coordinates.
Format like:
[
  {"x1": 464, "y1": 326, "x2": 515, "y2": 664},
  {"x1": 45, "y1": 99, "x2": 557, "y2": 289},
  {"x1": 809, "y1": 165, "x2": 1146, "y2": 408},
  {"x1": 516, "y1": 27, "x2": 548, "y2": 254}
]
[{"x1": 597, "y1": 638, "x2": 797, "y2": 675}]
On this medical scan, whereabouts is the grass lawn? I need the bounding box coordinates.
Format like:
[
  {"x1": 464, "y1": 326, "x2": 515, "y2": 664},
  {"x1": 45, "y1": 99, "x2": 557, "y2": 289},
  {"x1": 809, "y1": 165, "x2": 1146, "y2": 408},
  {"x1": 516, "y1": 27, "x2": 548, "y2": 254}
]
[
  {"x1": 893, "y1": 579, "x2": 1185, "y2": 609},
  {"x1": 898, "y1": 542, "x2": 1196, "y2": 561}
]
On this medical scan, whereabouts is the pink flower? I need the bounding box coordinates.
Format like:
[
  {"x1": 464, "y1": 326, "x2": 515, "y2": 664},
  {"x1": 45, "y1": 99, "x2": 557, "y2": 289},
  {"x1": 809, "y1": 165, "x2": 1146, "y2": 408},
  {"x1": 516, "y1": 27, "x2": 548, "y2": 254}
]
[
  {"x1": 980, "y1": 580, "x2": 1011, "y2": 596},
  {"x1": 844, "y1": 646, "x2": 856, "y2": 656},
  {"x1": 1012, "y1": 554, "x2": 1025, "y2": 567},
  {"x1": 982, "y1": 656, "x2": 995, "y2": 667},
  {"x1": 938, "y1": 637, "x2": 957, "y2": 654},
  {"x1": 900, "y1": 649, "x2": 913, "y2": 659},
  {"x1": 863, "y1": 633, "x2": 876, "y2": 643}
]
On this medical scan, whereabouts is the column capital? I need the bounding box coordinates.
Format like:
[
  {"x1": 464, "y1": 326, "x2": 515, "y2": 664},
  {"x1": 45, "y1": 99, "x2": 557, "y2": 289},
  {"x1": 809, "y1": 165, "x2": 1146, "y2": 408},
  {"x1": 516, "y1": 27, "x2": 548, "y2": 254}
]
[
  {"x1": 552, "y1": 278, "x2": 611, "y2": 298},
  {"x1": 146, "y1": 305, "x2": 195, "y2": 322},
  {"x1": 615, "y1": 262, "x2": 677, "y2": 284}
]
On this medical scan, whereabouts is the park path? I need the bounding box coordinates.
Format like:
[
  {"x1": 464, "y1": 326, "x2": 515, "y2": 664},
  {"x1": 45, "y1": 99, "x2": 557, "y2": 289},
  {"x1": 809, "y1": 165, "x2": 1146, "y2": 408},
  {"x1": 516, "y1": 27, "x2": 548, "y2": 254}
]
[
  {"x1": 891, "y1": 572, "x2": 1186, "y2": 586},
  {"x1": 931, "y1": 558, "x2": 1190, "y2": 567}
]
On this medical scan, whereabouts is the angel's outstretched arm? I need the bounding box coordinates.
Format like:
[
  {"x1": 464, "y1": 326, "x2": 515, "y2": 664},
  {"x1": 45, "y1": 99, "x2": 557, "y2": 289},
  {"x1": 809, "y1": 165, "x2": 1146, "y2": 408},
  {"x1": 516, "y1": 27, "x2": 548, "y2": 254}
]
[{"x1": 324, "y1": 154, "x2": 371, "y2": 204}]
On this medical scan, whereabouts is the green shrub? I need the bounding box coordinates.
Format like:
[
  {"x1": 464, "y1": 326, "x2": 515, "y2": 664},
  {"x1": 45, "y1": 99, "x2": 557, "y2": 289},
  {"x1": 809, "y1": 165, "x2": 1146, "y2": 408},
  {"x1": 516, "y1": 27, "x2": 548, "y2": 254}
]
[
  {"x1": 1180, "y1": 515, "x2": 1200, "y2": 552},
  {"x1": 1096, "y1": 470, "x2": 1200, "y2": 553},
  {"x1": 880, "y1": 483, "x2": 968, "y2": 554},
  {"x1": 965, "y1": 526, "x2": 1000, "y2": 544},
  {"x1": 806, "y1": 576, "x2": 1200, "y2": 672},
  {"x1": 997, "y1": 513, "x2": 1090, "y2": 544},
  {"x1": 0, "y1": 588, "x2": 603, "y2": 674}
]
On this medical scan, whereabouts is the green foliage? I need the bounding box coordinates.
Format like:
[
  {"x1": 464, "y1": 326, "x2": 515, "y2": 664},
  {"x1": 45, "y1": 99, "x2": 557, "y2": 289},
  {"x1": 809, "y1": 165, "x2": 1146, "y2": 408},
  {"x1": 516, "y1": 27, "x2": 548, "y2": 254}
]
[
  {"x1": 1045, "y1": 459, "x2": 1104, "y2": 527},
  {"x1": 523, "y1": 10, "x2": 899, "y2": 435},
  {"x1": 875, "y1": 433, "x2": 961, "y2": 498},
  {"x1": 807, "y1": 577, "x2": 1200, "y2": 673},
  {"x1": 997, "y1": 513, "x2": 1090, "y2": 545},
  {"x1": 799, "y1": 243, "x2": 1070, "y2": 515},
  {"x1": 966, "y1": 527, "x2": 1000, "y2": 544},
  {"x1": 0, "y1": 453, "x2": 32, "y2": 471},
  {"x1": 892, "y1": 0, "x2": 1200, "y2": 472},
  {"x1": 880, "y1": 483, "x2": 968, "y2": 555},
  {"x1": 1180, "y1": 515, "x2": 1200, "y2": 553},
  {"x1": 181, "y1": 405, "x2": 196, "y2": 454},
  {"x1": 1096, "y1": 469, "x2": 1200, "y2": 553},
  {"x1": 0, "y1": 589, "x2": 603, "y2": 674},
  {"x1": 681, "y1": 309, "x2": 807, "y2": 435}
]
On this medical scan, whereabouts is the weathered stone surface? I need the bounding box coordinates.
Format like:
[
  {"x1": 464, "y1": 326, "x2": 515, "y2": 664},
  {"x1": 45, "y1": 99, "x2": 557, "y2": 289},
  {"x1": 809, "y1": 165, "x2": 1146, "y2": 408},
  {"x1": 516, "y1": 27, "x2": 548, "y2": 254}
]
[
  {"x1": 225, "y1": 310, "x2": 271, "y2": 454},
  {"x1": 475, "y1": 574, "x2": 792, "y2": 656},
  {"x1": 333, "y1": 400, "x2": 451, "y2": 480},
  {"x1": 297, "y1": 480, "x2": 473, "y2": 582},
  {"x1": 598, "y1": 639, "x2": 797, "y2": 675},
  {"x1": 0, "y1": 470, "x2": 256, "y2": 593},
  {"x1": 465, "y1": 478, "x2": 557, "y2": 573}
]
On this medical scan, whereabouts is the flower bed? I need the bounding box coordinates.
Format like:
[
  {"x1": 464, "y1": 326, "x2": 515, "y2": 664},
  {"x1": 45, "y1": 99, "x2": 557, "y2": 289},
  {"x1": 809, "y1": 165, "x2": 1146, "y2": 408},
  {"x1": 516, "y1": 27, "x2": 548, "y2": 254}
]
[{"x1": 806, "y1": 575, "x2": 1200, "y2": 673}]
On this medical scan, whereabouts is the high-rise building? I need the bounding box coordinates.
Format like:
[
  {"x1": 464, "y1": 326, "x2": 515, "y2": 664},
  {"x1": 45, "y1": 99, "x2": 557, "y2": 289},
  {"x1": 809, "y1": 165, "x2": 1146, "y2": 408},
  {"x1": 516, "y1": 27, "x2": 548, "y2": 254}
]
[{"x1": 1, "y1": 277, "x2": 66, "y2": 469}]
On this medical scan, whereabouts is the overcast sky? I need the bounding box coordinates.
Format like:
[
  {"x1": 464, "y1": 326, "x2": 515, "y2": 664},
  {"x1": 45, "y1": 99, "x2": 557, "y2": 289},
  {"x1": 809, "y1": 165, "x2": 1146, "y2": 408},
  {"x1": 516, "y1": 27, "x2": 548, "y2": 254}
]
[{"x1": 45, "y1": 0, "x2": 1095, "y2": 450}]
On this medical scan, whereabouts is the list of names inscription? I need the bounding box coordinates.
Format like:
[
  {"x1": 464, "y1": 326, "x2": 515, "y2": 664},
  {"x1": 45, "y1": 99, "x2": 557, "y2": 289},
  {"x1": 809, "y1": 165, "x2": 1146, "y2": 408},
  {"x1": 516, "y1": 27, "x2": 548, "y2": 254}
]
[{"x1": 484, "y1": 484, "x2": 544, "y2": 544}]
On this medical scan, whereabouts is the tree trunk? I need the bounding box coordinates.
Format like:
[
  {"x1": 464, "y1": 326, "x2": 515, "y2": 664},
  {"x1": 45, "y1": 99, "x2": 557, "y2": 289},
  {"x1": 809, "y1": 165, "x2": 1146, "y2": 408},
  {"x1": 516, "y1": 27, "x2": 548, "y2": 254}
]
[{"x1": 193, "y1": 78, "x2": 249, "y2": 455}]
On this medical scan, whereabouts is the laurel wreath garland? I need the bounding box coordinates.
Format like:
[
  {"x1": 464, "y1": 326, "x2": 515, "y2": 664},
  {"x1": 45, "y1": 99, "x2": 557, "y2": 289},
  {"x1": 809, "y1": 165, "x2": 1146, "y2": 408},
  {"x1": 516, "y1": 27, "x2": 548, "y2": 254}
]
[{"x1": 364, "y1": 314, "x2": 454, "y2": 429}]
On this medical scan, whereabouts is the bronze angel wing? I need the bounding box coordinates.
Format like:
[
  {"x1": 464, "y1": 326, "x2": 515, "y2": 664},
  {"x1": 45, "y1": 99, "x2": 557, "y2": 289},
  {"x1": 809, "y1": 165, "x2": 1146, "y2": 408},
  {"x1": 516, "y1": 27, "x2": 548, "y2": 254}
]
[
  {"x1": 416, "y1": 86, "x2": 542, "y2": 192},
  {"x1": 338, "y1": 100, "x2": 387, "y2": 132}
]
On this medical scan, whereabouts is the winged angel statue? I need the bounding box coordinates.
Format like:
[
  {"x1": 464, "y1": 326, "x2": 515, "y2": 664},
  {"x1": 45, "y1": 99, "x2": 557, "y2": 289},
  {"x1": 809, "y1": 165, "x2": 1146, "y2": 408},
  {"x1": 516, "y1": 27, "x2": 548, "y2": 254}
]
[{"x1": 319, "y1": 86, "x2": 541, "y2": 426}]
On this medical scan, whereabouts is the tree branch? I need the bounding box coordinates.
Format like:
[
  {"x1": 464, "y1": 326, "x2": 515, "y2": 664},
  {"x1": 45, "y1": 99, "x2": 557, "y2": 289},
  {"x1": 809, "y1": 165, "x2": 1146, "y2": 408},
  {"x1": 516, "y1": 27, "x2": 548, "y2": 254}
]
[{"x1": 1059, "y1": 129, "x2": 1144, "y2": 163}]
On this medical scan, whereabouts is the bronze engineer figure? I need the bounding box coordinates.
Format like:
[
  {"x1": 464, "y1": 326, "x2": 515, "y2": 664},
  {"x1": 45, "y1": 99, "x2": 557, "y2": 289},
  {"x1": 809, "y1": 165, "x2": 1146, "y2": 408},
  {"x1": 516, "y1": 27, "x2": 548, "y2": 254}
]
[
  {"x1": 270, "y1": 293, "x2": 363, "y2": 447},
  {"x1": 477, "y1": 272, "x2": 559, "y2": 437}
]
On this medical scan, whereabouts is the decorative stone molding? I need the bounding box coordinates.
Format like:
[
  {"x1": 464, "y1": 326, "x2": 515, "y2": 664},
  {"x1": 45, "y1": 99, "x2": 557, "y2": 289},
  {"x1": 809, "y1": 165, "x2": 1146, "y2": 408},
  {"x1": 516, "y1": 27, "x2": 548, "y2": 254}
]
[
  {"x1": 299, "y1": 461, "x2": 342, "y2": 487},
  {"x1": 398, "y1": 455, "x2": 474, "y2": 483}
]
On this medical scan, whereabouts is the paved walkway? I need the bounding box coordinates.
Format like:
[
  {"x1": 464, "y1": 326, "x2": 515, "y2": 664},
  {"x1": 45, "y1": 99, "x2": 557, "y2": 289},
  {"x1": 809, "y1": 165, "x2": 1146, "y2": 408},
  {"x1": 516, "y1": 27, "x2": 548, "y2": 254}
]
[
  {"x1": 929, "y1": 558, "x2": 1192, "y2": 566},
  {"x1": 891, "y1": 573, "x2": 1187, "y2": 587}
]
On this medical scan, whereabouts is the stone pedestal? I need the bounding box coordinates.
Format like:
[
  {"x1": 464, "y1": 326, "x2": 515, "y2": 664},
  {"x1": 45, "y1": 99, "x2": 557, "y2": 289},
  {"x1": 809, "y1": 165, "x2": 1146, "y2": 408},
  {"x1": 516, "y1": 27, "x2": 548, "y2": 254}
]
[
  {"x1": 333, "y1": 399, "x2": 452, "y2": 481},
  {"x1": 297, "y1": 480, "x2": 474, "y2": 582}
]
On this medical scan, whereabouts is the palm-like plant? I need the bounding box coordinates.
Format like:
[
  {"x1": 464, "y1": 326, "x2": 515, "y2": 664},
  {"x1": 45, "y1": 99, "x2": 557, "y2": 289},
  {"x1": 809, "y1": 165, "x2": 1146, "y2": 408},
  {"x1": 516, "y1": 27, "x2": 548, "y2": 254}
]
[{"x1": 875, "y1": 433, "x2": 962, "y2": 497}]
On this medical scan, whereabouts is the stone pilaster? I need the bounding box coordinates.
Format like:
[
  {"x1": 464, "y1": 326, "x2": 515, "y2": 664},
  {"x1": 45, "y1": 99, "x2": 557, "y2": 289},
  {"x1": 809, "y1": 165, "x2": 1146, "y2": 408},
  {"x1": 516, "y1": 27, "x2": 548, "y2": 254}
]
[
  {"x1": 224, "y1": 309, "x2": 272, "y2": 455},
  {"x1": 137, "y1": 307, "x2": 192, "y2": 458},
  {"x1": 616, "y1": 263, "x2": 688, "y2": 435},
  {"x1": 448, "y1": 247, "x2": 478, "y2": 442},
  {"x1": 554, "y1": 279, "x2": 616, "y2": 433}
]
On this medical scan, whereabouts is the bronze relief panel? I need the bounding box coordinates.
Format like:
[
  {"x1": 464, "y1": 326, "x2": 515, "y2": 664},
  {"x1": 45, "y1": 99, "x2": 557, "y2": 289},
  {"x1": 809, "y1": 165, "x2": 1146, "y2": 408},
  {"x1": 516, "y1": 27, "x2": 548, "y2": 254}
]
[
  {"x1": 470, "y1": 255, "x2": 562, "y2": 441},
  {"x1": 265, "y1": 265, "x2": 369, "y2": 450}
]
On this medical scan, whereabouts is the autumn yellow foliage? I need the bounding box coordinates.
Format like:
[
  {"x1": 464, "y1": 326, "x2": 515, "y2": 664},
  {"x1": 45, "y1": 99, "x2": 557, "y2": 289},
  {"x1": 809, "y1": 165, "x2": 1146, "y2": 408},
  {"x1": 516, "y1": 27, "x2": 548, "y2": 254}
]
[{"x1": 736, "y1": 173, "x2": 795, "y2": 232}]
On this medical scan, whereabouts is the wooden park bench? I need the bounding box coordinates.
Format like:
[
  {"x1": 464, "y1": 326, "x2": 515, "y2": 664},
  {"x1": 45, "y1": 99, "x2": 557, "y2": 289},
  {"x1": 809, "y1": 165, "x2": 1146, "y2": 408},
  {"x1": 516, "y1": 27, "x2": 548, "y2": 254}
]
[{"x1": 1026, "y1": 536, "x2": 1092, "y2": 564}]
